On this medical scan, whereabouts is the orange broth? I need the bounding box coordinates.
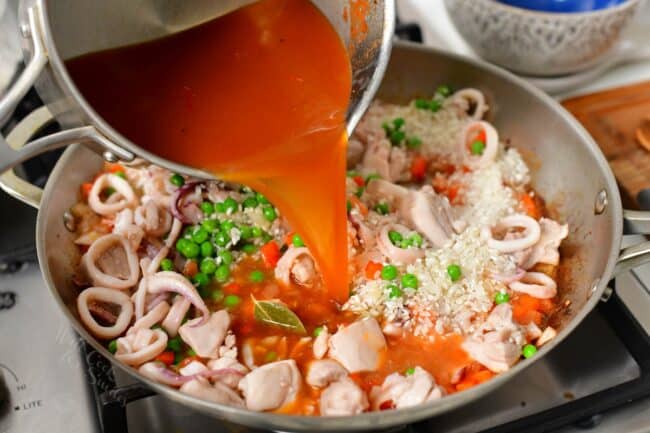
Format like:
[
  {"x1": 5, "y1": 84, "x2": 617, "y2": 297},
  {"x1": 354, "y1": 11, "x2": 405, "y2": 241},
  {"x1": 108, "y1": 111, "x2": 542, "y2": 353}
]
[{"x1": 65, "y1": 0, "x2": 351, "y2": 303}]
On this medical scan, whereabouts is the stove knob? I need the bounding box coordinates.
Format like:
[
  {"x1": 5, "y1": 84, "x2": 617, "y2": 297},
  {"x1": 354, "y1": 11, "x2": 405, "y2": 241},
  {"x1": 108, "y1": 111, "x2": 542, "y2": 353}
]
[{"x1": 0, "y1": 370, "x2": 9, "y2": 418}]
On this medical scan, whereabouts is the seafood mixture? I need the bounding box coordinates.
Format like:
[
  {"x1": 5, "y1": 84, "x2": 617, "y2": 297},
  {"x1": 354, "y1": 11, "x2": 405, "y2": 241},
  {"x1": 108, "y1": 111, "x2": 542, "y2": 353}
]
[{"x1": 71, "y1": 87, "x2": 568, "y2": 415}]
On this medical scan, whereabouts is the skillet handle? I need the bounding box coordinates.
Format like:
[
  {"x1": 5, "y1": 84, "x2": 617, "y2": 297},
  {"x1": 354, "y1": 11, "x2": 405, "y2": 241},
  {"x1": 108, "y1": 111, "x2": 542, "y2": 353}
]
[
  {"x1": 0, "y1": 2, "x2": 133, "y2": 183},
  {"x1": 613, "y1": 209, "x2": 650, "y2": 276}
]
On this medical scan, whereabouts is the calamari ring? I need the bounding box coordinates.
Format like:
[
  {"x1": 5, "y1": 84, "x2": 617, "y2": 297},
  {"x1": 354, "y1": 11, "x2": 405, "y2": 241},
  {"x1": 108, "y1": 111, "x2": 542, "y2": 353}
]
[
  {"x1": 82, "y1": 234, "x2": 140, "y2": 290},
  {"x1": 509, "y1": 272, "x2": 557, "y2": 299},
  {"x1": 88, "y1": 173, "x2": 138, "y2": 216},
  {"x1": 459, "y1": 120, "x2": 499, "y2": 169},
  {"x1": 483, "y1": 214, "x2": 541, "y2": 253},
  {"x1": 77, "y1": 287, "x2": 133, "y2": 339},
  {"x1": 115, "y1": 328, "x2": 168, "y2": 366}
]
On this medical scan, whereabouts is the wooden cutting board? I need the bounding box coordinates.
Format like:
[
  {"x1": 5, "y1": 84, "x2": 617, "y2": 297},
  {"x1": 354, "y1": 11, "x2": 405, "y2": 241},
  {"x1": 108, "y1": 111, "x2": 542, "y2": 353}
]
[{"x1": 562, "y1": 81, "x2": 650, "y2": 209}]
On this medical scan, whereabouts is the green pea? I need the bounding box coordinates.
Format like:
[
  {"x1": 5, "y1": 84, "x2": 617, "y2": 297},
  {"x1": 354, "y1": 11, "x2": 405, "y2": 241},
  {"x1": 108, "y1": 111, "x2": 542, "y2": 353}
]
[
  {"x1": 240, "y1": 225, "x2": 254, "y2": 240},
  {"x1": 388, "y1": 284, "x2": 403, "y2": 298},
  {"x1": 221, "y1": 220, "x2": 235, "y2": 232},
  {"x1": 108, "y1": 340, "x2": 118, "y2": 354},
  {"x1": 211, "y1": 289, "x2": 224, "y2": 302},
  {"x1": 415, "y1": 99, "x2": 430, "y2": 110},
  {"x1": 429, "y1": 99, "x2": 442, "y2": 112},
  {"x1": 262, "y1": 206, "x2": 277, "y2": 222},
  {"x1": 256, "y1": 192, "x2": 270, "y2": 205},
  {"x1": 114, "y1": 171, "x2": 127, "y2": 179},
  {"x1": 494, "y1": 292, "x2": 510, "y2": 305},
  {"x1": 401, "y1": 273, "x2": 419, "y2": 289},
  {"x1": 214, "y1": 231, "x2": 231, "y2": 247},
  {"x1": 375, "y1": 202, "x2": 390, "y2": 215},
  {"x1": 406, "y1": 136, "x2": 422, "y2": 149},
  {"x1": 447, "y1": 264, "x2": 462, "y2": 282},
  {"x1": 214, "y1": 264, "x2": 230, "y2": 283},
  {"x1": 200, "y1": 241, "x2": 214, "y2": 257},
  {"x1": 200, "y1": 201, "x2": 214, "y2": 215},
  {"x1": 176, "y1": 238, "x2": 189, "y2": 251},
  {"x1": 169, "y1": 173, "x2": 185, "y2": 187},
  {"x1": 192, "y1": 228, "x2": 209, "y2": 244},
  {"x1": 436, "y1": 84, "x2": 452, "y2": 97},
  {"x1": 200, "y1": 258, "x2": 217, "y2": 275},
  {"x1": 224, "y1": 294, "x2": 241, "y2": 308},
  {"x1": 181, "y1": 241, "x2": 200, "y2": 259},
  {"x1": 388, "y1": 230, "x2": 403, "y2": 245},
  {"x1": 407, "y1": 233, "x2": 423, "y2": 248},
  {"x1": 251, "y1": 226, "x2": 263, "y2": 237},
  {"x1": 167, "y1": 336, "x2": 182, "y2": 352},
  {"x1": 249, "y1": 270, "x2": 265, "y2": 283},
  {"x1": 522, "y1": 344, "x2": 537, "y2": 359},
  {"x1": 292, "y1": 234, "x2": 305, "y2": 247},
  {"x1": 381, "y1": 265, "x2": 398, "y2": 281},
  {"x1": 160, "y1": 258, "x2": 174, "y2": 271},
  {"x1": 241, "y1": 243, "x2": 257, "y2": 254},
  {"x1": 201, "y1": 219, "x2": 220, "y2": 233},
  {"x1": 389, "y1": 129, "x2": 405, "y2": 146},
  {"x1": 243, "y1": 196, "x2": 258, "y2": 209},
  {"x1": 392, "y1": 117, "x2": 405, "y2": 129},
  {"x1": 471, "y1": 140, "x2": 485, "y2": 155},
  {"x1": 223, "y1": 197, "x2": 239, "y2": 213},
  {"x1": 405, "y1": 367, "x2": 416, "y2": 376},
  {"x1": 193, "y1": 272, "x2": 210, "y2": 287},
  {"x1": 218, "y1": 250, "x2": 233, "y2": 266},
  {"x1": 214, "y1": 202, "x2": 226, "y2": 213},
  {"x1": 365, "y1": 173, "x2": 381, "y2": 184},
  {"x1": 103, "y1": 187, "x2": 116, "y2": 197},
  {"x1": 313, "y1": 326, "x2": 324, "y2": 337}
]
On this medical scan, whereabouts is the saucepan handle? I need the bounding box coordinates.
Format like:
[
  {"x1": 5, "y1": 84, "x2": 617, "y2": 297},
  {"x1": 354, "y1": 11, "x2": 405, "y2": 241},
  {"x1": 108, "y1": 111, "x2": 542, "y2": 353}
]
[
  {"x1": 613, "y1": 209, "x2": 650, "y2": 276},
  {"x1": 0, "y1": 2, "x2": 133, "y2": 195}
]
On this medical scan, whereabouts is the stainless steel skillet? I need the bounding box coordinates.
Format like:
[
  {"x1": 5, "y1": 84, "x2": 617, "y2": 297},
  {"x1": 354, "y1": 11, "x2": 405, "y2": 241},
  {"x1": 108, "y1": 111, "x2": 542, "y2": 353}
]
[{"x1": 2, "y1": 41, "x2": 650, "y2": 432}]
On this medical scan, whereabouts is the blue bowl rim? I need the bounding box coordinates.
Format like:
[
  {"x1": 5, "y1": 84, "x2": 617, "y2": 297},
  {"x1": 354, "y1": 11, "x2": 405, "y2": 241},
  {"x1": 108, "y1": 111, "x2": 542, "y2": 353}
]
[{"x1": 483, "y1": 0, "x2": 640, "y2": 18}]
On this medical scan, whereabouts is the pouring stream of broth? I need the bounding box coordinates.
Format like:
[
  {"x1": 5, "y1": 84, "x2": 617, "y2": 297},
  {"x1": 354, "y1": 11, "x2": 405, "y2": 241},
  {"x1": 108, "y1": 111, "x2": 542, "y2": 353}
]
[{"x1": 66, "y1": 0, "x2": 352, "y2": 302}]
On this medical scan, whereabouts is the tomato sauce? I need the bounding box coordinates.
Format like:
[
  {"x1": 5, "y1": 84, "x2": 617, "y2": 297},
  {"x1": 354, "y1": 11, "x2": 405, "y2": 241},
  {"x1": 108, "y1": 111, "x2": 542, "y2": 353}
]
[{"x1": 65, "y1": 0, "x2": 351, "y2": 303}]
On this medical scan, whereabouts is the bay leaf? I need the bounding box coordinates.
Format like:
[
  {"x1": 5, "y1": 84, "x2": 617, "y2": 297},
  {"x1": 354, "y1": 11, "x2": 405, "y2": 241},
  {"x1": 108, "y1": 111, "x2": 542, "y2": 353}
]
[{"x1": 252, "y1": 296, "x2": 306, "y2": 334}]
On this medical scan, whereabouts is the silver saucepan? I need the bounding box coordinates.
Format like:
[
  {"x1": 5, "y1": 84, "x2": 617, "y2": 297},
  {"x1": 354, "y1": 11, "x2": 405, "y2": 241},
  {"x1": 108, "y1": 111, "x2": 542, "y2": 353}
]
[{"x1": 1, "y1": 12, "x2": 650, "y2": 433}]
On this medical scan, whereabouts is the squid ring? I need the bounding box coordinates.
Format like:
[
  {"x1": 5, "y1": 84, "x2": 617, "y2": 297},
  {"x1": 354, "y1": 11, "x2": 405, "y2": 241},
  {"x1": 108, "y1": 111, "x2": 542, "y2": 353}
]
[
  {"x1": 82, "y1": 234, "x2": 140, "y2": 290},
  {"x1": 509, "y1": 272, "x2": 557, "y2": 299},
  {"x1": 88, "y1": 173, "x2": 138, "y2": 216},
  {"x1": 458, "y1": 120, "x2": 499, "y2": 169},
  {"x1": 483, "y1": 214, "x2": 541, "y2": 253},
  {"x1": 77, "y1": 287, "x2": 133, "y2": 339}
]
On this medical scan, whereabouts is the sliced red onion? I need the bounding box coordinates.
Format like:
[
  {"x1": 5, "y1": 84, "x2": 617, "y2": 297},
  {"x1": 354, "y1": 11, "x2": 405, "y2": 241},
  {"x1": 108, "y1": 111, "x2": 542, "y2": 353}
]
[
  {"x1": 171, "y1": 182, "x2": 205, "y2": 223},
  {"x1": 490, "y1": 268, "x2": 526, "y2": 284},
  {"x1": 140, "y1": 362, "x2": 245, "y2": 387}
]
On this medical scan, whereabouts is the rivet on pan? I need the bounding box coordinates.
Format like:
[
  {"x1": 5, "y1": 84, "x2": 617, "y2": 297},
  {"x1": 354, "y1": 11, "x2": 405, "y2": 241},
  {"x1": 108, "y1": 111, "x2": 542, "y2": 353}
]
[
  {"x1": 20, "y1": 24, "x2": 31, "y2": 38},
  {"x1": 63, "y1": 211, "x2": 76, "y2": 232},
  {"x1": 102, "y1": 151, "x2": 119, "y2": 163},
  {"x1": 600, "y1": 286, "x2": 613, "y2": 303},
  {"x1": 594, "y1": 189, "x2": 608, "y2": 215}
]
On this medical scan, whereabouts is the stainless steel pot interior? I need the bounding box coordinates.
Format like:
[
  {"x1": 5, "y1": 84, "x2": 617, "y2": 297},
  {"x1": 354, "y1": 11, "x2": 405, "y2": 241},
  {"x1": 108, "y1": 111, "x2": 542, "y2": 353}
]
[
  {"x1": 35, "y1": 42, "x2": 622, "y2": 431},
  {"x1": 15, "y1": 0, "x2": 393, "y2": 180}
]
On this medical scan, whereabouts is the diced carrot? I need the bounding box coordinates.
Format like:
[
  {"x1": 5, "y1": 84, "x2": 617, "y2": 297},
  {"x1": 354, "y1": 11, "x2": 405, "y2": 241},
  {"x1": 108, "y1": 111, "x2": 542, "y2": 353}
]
[
  {"x1": 539, "y1": 299, "x2": 555, "y2": 314},
  {"x1": 471, "y1": 369, "x2": 493, "y2": 384},
  {"x1": 512, "y1": 294, "x2": 545, "y2": 325},
  {"x1": 80, "y1": 182, "x2": 93, "y2": 199},
  {"x1": 379, "y1": 400, "x2": 395, "y2": 411},
  {"x1": 352, "y1": 175, "x2": 365, "y2": 187},
  {"x1": 105, "y1": 163, "x2": 125, "y2": 174},
  {"x1": 477, "y1": 129, "x2": 487, "y2": 143},
  {"x1": 223, "y1": 282, "x2": 241, "y2": 294},
  {"x1": 365, "y1": 261, "x2": 383, "y2": 279},
  {"x1": 432, "y1": 174, "x2": 448, "y2": 194},
  {"x1": 455, "y1": 381, "x2": 475, "y2": 392},
  {"x1": 349, "y1": 196, "x2": 368, "y2": 216},
  {"x1": 410, "y1": 155, "x2": 428, "y2": 181},
  {"x1": 260, "y1": 241, "x2": 281, "y2": 267},
  {"x1": 519, "y1": 192, "x2": 541, "y2": 219},
  {"x1": 155, "y1": 351, "x2": 175, "y2": 366},
  {"x1": 446, "y1": 184, "x2": 460, "y2": 203},
  {"x1": 183, "y1": 260, "x2": 198, "y2": 278}
]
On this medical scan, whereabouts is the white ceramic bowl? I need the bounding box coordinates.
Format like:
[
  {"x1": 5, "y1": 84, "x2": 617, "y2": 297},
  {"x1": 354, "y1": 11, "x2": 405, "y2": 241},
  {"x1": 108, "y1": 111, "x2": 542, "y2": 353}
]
[{"x1": 444, "y1": 0, "x2": 641, "y2": 76}]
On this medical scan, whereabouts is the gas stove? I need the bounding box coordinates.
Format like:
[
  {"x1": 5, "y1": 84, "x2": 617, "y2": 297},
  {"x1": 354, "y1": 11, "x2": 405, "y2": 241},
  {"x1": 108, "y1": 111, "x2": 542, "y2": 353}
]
[{"x1": 1, "y1": 6, "x2": 650, "y2": 433}]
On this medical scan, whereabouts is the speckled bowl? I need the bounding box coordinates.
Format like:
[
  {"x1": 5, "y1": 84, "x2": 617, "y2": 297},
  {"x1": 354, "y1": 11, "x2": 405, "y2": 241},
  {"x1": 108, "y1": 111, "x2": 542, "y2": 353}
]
[{"x1": 444, "y1": 0, "x2": 640, "y2": 76}]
